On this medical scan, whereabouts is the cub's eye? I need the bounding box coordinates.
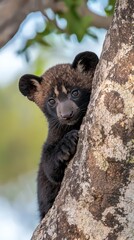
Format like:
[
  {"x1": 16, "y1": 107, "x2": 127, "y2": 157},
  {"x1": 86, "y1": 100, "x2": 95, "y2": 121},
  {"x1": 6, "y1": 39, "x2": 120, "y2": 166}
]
[
  {"x1": 71, "y1": 89, "x2": 80, "y2": 98},
  {"x1": 48, "y1": 98, "x2": 56, "y2": 106}
]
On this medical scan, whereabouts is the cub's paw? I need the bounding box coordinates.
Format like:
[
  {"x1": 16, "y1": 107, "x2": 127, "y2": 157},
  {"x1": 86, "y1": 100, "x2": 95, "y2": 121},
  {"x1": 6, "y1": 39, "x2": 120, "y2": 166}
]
[{"x1": 58, "y1": 130, "x2": 79, "y2": 162}]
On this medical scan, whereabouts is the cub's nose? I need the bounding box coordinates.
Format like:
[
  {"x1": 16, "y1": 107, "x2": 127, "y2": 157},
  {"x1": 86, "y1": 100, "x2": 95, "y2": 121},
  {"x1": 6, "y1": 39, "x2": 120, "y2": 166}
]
[{"x1": 61, "y1": 111, "x2": 73, "y2": 120}]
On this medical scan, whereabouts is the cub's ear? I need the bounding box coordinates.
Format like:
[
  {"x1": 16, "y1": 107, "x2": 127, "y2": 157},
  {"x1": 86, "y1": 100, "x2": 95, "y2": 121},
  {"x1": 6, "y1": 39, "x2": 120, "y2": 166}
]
[
  {"x1": 72, "y1": 51, "x2": 99, "y2": 74},
  {"x1": 19, "y1": 74, "x2": 42, "y2": 101}
]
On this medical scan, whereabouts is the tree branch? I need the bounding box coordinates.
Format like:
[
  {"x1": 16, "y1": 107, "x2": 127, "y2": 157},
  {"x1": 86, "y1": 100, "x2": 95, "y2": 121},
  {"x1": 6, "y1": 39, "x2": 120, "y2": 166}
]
[{"x1": 87, "y1": 9, "x2": 112, "y2": 29}]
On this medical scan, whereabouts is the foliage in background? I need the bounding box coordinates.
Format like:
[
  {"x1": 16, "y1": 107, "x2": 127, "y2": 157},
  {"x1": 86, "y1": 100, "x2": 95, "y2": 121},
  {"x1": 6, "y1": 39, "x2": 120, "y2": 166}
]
[
  {"x1": 19, "y1": 0, "x2": 115, "y2": 57},
  {"x1": 0, "y1": 81, "x2": 47, "y2": 183},
  {"x1": 105, "y1": 0, "x2": 115, "y2": 15}
]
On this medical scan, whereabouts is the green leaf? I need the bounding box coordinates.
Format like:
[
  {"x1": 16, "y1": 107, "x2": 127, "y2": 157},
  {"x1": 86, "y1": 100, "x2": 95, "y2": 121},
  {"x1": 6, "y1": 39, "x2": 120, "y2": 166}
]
[
  {"x1": 64, "y1": 0, "x2": 83, "y2": 8},
  {"x1": 105, "y1": 0, "x2": 116, "y2": 16}
]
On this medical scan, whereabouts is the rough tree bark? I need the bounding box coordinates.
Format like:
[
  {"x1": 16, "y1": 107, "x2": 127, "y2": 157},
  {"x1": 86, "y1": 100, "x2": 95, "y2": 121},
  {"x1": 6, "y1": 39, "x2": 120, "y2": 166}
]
[
  {"x1": 31, "y1": 0, "x2": 134, "y2": 239},
  {"x1": 0, "y1": 0, "x2": 112, "y2": 48}
]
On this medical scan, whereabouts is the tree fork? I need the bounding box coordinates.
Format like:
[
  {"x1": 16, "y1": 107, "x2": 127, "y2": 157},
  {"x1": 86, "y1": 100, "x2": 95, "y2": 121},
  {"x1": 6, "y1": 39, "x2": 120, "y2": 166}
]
[{"x1": 31, "y1": 0, "x2": 134, "y2": 239}]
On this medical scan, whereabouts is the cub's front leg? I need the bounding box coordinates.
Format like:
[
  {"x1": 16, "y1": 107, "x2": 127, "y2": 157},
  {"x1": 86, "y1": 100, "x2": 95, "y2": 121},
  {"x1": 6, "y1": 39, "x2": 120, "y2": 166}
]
[
  {"x1": 44, "y1": 129, "x2": 79, "y2": 183},
  {"x1": 37, "y1": 129, "x2": 79, "y2": 219}
]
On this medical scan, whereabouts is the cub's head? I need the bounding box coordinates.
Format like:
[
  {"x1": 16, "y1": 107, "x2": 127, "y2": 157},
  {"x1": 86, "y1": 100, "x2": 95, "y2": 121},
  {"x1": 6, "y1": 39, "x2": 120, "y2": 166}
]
[{"x1": 19, "y1": 51, "x2": 98, "y2": 126}]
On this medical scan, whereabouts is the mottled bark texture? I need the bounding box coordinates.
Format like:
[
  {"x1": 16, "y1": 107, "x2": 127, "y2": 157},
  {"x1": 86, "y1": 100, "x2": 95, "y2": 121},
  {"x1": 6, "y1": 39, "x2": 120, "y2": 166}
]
[
  {"x1": 0, "y1": 0, "x2": 112, "y2": 48},
  {"x1": 31, "y1": 0, "x2": 134, "y2": 239}
]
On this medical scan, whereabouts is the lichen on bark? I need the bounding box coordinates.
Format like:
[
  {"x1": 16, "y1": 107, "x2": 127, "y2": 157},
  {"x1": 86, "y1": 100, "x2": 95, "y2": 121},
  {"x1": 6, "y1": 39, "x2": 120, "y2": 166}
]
[{"x1": 31, "y1": 0, "x2": 134, "y2": 239}]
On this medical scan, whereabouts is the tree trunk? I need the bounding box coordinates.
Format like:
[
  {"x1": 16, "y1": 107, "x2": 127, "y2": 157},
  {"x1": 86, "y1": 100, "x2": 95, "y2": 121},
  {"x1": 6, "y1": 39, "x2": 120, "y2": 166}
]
[{"x1": 31, "y1": 0, "x2": 134, "y2": 239}]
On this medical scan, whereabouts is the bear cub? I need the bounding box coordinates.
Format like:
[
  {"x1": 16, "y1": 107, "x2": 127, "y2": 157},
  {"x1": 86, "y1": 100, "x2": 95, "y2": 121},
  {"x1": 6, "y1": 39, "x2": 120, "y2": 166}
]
[{"x1": 19, "y1": 51, "x2": 99, "y2": 220}]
